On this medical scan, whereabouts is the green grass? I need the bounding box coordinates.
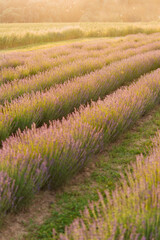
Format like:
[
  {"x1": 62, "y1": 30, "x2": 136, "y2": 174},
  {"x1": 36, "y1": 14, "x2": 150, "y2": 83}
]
[
  {"x1": 1, "y1": 22, "x2": 160, "y2": 50},
  {"x1": 0, "y1": 37, "x2": 107, "y2": 53},
  {"x1": 21, "y1": 103, "x2": 160, "y2": 240}
]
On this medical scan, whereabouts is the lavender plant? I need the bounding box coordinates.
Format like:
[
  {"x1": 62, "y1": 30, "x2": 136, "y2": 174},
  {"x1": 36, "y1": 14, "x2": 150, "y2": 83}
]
[
  {"x1": 1, "y1": 34, "x2": 160, "y2": 218},
  {"x1": 1, "y1": 33, "x2": 160, "y2": 84},
  {"x1": 0, "y1": 50, "x2": 160, "y2": 143},
  {"x1": 0, "y1": 171, "x2": 17, "y2": 223},
  {"x1": 59, "y1": 134, "x2": 160, "y2": 240},
  {"x1": 1, "y1": 40, "x2": 160, "y2": 105},
  {"x1": 0, "y1": 66, "x2": 160, "y2": 213}
]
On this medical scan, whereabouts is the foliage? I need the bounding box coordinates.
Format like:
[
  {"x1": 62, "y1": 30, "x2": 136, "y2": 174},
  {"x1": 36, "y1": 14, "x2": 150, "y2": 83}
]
[
  {"x1": 1, "y1": 43, "x2": 160, "y2": 143},
  {"x1": 60, "y1": 136, "x2": 160, "y2": 239},
  {"x1": 1, "y1": 46, "x2": 160, "y2": 215}
]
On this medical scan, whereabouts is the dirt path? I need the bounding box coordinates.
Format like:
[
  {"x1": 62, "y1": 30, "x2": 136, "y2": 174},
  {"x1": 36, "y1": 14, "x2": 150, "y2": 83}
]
[{"x1": 0, "y1": 191, "x2": 56, "y2": 240}]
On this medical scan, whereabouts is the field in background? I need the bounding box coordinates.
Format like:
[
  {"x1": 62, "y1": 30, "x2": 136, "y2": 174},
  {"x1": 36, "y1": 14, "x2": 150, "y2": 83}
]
[
  {"x1": 1, "y1": 22, "x2": 160, "y2": 50},
  {"x1": 0, "y1": 25, "x2": 160, "y2": 240}
]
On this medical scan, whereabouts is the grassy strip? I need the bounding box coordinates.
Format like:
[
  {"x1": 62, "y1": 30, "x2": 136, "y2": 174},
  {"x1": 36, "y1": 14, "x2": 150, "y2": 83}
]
[
  {"x1": 1, "y1": 22, "x2": 160, "y2": 50},
  {"x1": 1, "y1": 32, "x2": 159, "y2": 54},
  {"x1": 0, "y1": 37, "x2": 121, "y2": 54},
  {"x1": 0, "y1": 27, "x2": 84, "y2": 50},
  {"x1": 60, "y1": 135, "x2": 160, "y2": 239},
  {"x1": 23, "y1": 104, "x2": 160, "y2": 240}
]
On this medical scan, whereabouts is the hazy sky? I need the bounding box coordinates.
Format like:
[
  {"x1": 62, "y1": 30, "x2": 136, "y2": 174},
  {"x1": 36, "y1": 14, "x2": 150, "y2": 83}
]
[{"x1": 0, "y1": 0, "x2": 159, "y2": 22}]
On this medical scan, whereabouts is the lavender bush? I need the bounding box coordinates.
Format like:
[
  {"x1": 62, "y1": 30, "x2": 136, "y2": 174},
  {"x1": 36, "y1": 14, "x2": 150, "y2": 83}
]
[
  {"x1": 0, "y1": 50, "x2": 160, "y2": 143},
  {"x1": 1, "y1": 32, "x2": 160, "y2": 84},
  {"x1": 0, "y1": 66, "x2": 160, "y2": 213},
  {"x1": 1, "y1": 33, "x2": 160, "y2": 218},
  {"x1": 59, "y1": 134, "x2": 160, "y2": 240},
  {"x1": 0, "y1": 171, "x2": 17, "y2": 223},
  {"x1": 1, "y1": 40, "x2": 160, "y2": 105}
]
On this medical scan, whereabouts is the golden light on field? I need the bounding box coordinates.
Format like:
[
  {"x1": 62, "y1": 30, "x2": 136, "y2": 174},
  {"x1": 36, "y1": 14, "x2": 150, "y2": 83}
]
[{"x1": 1, "y1": 1, "x2": 160, "y2": 239}]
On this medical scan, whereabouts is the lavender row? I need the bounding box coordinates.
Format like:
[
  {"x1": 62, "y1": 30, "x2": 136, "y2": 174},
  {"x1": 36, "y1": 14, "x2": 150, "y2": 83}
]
[
  {"x1": 1, "y1": 66, "x2": 160, "y2": 214},
  {"x1": 0, "y1": 40, "x2": 113, "y2": 81},
  {"x1": 0, "y1": 45, "x2": 73, "y2": 70},
  {"x1": 1, "y1": 50, "x2": 160, "y2": 143},
  {"x1": 0, "y1": 32, "x2": 151, "y2": 69},
  {"x1": 1, "y1": 33, "x2": 160, "y2": 84},
  {"x1": 0, "y1": 38, "x2": 110, "y2": 65},
  {"x1": 59, "y1": 135, "x2": 160, "y2": 240},
  {"x1": 0, "y1": 49, "x2": 101, "y2": 84},
  {"x1": 81, "y1": 32, "x2": 160, "y2": 51},
  {"x1": 0, "y1": 55, "x2": 26, "y2": 70},
  {"x1": 2, "y1": 40, "x2": 160, "y2": 106},
  {"x1": 1, "y1": 31, "x2": 159, "y2": 65}
]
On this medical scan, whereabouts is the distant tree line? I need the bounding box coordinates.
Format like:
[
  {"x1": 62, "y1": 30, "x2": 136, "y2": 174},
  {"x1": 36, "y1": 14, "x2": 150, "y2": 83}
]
[{"x1": 0, "y1": 0, "x2": 159, "y2": 23}]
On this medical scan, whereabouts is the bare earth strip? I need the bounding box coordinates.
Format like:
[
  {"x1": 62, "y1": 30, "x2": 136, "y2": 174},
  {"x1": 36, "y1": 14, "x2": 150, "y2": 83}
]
[{"x1": 0, "y1": 191, "x2": 55, "y2": 240}]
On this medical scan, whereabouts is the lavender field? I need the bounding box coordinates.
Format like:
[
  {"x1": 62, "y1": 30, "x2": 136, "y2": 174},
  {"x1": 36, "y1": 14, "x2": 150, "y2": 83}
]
[{"x1": 0, "y1": 31, "x2": 160, "y2": 240}]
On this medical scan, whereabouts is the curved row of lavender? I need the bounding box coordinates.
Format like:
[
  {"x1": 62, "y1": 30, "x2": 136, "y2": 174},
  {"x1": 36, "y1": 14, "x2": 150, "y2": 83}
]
[
  {"x1": 0, "y1": 32, "x2": 157, "y2": 70},
  {"x1": 1, "y1": 33, "x2": 160, "y2": 84},
  {"x1": 0, "y1": 40, "x2": 122, "y2": 82},
  {"x1": 0, "y1": 49, "x2": 103, "y2": 84},
  {"x1": 0, "y1": 50, "x2": 160, "y2": 143},
  {"x1": 0, "y1": 44, "x2": 74, "y2": 70},
  {"x1": 0, "y1": 67, "x2": 160, "y2": 218},
  {"x1": 0, "y1": 41, "x2": 109, "y2": 71},
  {"x1": 59, "y1": 133, "x2": 160, "y2": 240},
  {"x1": 2, "y1": 40, "x2": 160, "y2": 105},
  {"x1": 0, "y1": 38, "x2": 112, "y2": 69}
]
